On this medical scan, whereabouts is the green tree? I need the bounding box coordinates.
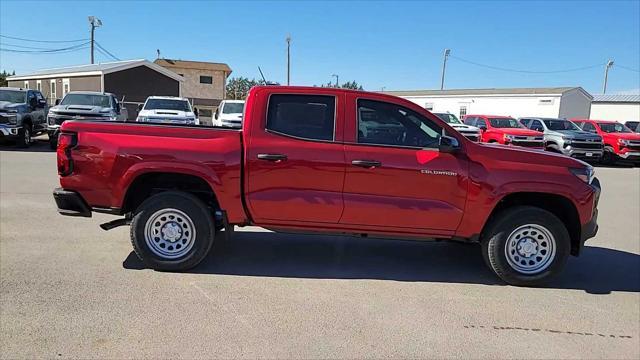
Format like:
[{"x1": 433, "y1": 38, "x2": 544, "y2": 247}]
[
  {"x1": 315, "y1": 80, "x2": 363, "y2": 90},
  {"x1": 225, "y1": 77, "x2": 280, "y2": 100},
  {"x1": 0, "y1": 70, "x2": 15, "y2": 87}
]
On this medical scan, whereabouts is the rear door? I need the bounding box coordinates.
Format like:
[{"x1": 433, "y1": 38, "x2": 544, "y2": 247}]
[
  {"x1": 245, "y1": 90, "x2": 346, "y2": 224},
  {"x1": 340, "y1": 95, "x2": 468, "y2": 233}
]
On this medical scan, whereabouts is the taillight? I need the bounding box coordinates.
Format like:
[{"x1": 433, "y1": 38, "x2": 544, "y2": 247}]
[{"x1": 57, "y1": 132, "x2": 77, "y2": 176}]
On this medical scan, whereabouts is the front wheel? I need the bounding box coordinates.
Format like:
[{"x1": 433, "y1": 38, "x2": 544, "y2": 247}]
[
  {"x1": 16, "y1": 125, "x2": 31, "y2": 148},
  {"x1": 130, "y1": 191, "x2": 216, "y2": 271},
  {"x1": 481, "y1": 206, "x2": 570, "y2": 286}
]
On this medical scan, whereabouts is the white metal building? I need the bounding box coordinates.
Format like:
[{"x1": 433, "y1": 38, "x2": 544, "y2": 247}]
[
  {"x1": 590, "y1": 94, "x2": 640, "y2": 122},
  {"x1": 383, "y1": 87, "x2": 592, "y2": 120}
]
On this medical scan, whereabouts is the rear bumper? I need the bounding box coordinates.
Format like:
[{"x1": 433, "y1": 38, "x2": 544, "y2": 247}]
[{"x1": 53, "y1": 188, "x2": 92, "y2": 217}]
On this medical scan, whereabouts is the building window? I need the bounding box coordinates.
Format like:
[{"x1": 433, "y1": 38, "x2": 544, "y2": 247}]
[
  {"x1": 36, "y1": 80, "x2": 42, "y2": 91},
  {"x1": 459, "y1": 105, "x2": 467, "y2": 119},
  {"x1": 424, "y1": 103, "x2": 434, "y2": 111},
  {"x1": 24, "y1": 81, "x2": 29, "y2": 89},
  {"x1": 50, "y1": 80, "x2": 57, "y2": 103},
  {"x1": 199, "y1": 75, "x2": 213, "y2": 84},
  {"x1": 62, "y1": 78, "x2": 70, "y2": 96}
]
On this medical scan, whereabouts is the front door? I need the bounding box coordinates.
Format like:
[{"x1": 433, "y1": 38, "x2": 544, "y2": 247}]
[
  {"x1": 246, "y1": 92, "x2": 346, "y2": 224},
  {"x1": 340, "y1": 96, "x2": 468, "y2": 232}
]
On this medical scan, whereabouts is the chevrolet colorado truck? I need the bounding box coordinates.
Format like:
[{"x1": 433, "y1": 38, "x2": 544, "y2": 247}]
[
  {"x1": 0, "y1": 87, "x2": 48, "y2": 147},
  {"x1": 47, "y1": 91, "x2": 127, "y2": 149},
  {"x1": 572, "y1": 119, "x2": 640, "y2": 165},
  {"x1": 463, "y1": 114, "x2": 544, "y2": 148},
  {"x1": 53, "y1": 86, "x2": 600, "y2": 286},
  {"x1": 519, "y1": 117, "x2": 603, "y2": 161}
]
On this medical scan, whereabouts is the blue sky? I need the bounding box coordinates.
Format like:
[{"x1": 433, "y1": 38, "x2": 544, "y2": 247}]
[{"x1": 1, "y1": 0, "x2": 639, "y2": 94}]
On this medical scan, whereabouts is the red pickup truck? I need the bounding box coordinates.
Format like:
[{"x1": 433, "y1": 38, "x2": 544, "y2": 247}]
[
  {"x1": 571, "y1": 119, "x2": 640, "y2": 165},
  {"x1": 463, "y1": 114, "x2": 544, "y2": 148},
  {"x1": 53, "y1": 86, "x2": 600, "y2": 286}
]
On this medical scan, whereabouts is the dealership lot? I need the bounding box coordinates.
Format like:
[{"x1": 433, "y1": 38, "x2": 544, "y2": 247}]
[{"x1": 1, "y1": 139, "x2": 639, "y2": 359}]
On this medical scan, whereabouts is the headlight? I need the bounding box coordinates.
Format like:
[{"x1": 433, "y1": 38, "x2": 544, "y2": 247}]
[
  {"x1": 618, "y1": 139, "x2": 630, "y2": 146},
  {"x1": 562, "y1": 136, "x2": 573, "y2": 144},
  {"x1": 504, "y1": 134, "x2": 515, "y2": 141},
  {"x1": 570, "y1": 167, "x2": 595, "y2": 184},
  {"x1": 136, "y1": 116, "x2": 147, "y2": 122},
  {"x1": 4, "y1": 109, "x2": 18, "y2": 114}
]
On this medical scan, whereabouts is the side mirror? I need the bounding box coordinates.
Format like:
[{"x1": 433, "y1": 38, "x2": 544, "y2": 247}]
[
  {"x1": 55, "y1": 99, "x2": 61, "y2": 105},
  {"x1": 439, "y1": 135, "x2": 460, "y2": 153},
  {"x1": 137, "y1": 104, "x2": 144, "y2": 111},
  {"x1": 478, "y1": 125, "x2": 487, "y2": 132}
]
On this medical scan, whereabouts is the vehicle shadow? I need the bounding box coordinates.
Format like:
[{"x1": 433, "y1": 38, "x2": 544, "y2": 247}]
[
  {"x1": 123, "y1": 230, "x2": 640, "y2": 294},
  {"x1": 0, "y1": 137, "x2": 53, "y2": 153}
]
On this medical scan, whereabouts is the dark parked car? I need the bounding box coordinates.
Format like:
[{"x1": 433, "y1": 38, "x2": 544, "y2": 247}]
[
  {"x1": 0, "y1": 87, "x2": 48, "y2": 147},
  {"x1": 624, "y1": 121, "x2": 640, "y2": 133}
]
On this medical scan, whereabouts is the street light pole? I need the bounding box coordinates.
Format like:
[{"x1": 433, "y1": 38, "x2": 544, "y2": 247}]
[
  {"x1": 88, "y1": 16, "x2": 102, "y2": 64},
  {"x1": 286, "y1": 35, "x2": 291, "y2": 86},
  {"x1": 331, "y1": 74, "x2": 339, "y2": 87},
  {"x1": 602, "y1": 59, "x2": 614, "y2": 94},
  {"x1": 440, "y1": 49, "x2": 450, "y2": 90}
]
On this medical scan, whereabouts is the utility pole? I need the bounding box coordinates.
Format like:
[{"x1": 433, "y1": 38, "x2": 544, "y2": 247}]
[
  {"x1": 332, "y1": 74, "x2": 339, "y2": 87},
  {"x1": 286, "y1": 35, "x2": 291, "y2": 86},
  {"x1": 88, "y1": 16, "x2": 102, "y2": 64},
  {"x1": 602, "y1": 59, "x2": 614, "y2": 94},
  {"x1": 440, "y1": 48, "x2": 450, "y2": 90}
]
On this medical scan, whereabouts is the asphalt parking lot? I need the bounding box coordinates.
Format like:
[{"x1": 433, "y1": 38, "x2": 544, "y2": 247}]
[{"x1": 1, "y1": 138, "x2": 639, "y2": 359}]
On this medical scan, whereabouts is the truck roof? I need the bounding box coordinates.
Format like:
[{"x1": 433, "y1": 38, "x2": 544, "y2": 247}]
[
  {"x1": 0, "y1": 87, "x2": 27, "y2": 92},
  {"x1": 66, "y1": 91, "x2": 115, "y2": 97},
  {"x1": 146, "y1": 96, "x2": 189, "y2": 101}
]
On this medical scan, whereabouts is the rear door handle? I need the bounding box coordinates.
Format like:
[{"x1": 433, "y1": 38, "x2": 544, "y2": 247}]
[
  {"x1": 351, "y1": 160, "x2": 382, "y2": 168},
  {"x1": 257, "y1": 153, "x2": 288, "y2": 162}
]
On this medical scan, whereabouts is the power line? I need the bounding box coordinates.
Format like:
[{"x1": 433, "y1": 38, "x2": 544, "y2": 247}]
[
  {"x1": 0, "y1": 42, "x2": 90, "y2": 54},
  {"x1": 95, "y1": 41, "x2": 120, "y2": 61},
  {"x1": 449, "y1": 55, "x2": 605, "y2": 74},
  {"x1": 616, "y1": 64, "x2": 640, "y2": 73},
  {"x1": 0, "y1": 42, "x2": 67, "y2": 50},
  {"x1": 0, "y1": 34, "x2": 88, "y2": 43}
]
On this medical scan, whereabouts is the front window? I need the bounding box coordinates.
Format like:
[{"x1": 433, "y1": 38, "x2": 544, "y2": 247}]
[
  {"x1": 434, "y1": 113, "x2": 462, "y2": 124},
  {"x1": 598, "y1": 122, "x2": 632, "y2": 133},
  {"x1": 222, "y1": 102, "x2": 244, "y2": 114},
  {"x1": 543, "y1": 119, "x2": 581, "y2": 131},
  {"x1": 144, "y1": 98, "x2": 191, "y2": 112},
  {"x1": 488, "y1": 117, "x2": 524, "y2": 129},
  {"x1": 0, "y1": 90, "x2": 26, "y2": 103},
  {"x1": 60, "y1": 94, "x2": 111, "y2": 107},
  {"x1": 358, "y1": 99, "x2": 442, "y2": 149}
]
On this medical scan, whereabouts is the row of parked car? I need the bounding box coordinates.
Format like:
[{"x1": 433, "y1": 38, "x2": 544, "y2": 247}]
[
  {"x1": 432, "y1": 112, "x2": 640, "y2": 165},
  {"x1": 0, "y1": 87, "x2": 246, "y2": 148}
]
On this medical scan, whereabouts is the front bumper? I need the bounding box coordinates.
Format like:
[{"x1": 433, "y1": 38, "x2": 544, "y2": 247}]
[
  {"x1": 0, "y1": 125, "x2": 22, "y2": 139},
  {"x1": 576, "y1": 177, "x2": 601, "y2": 255},
  {"x1": 618, "y1": 151, "x2": 640, "y2": 160},
  {"x1": 53, "y1": 188, "x2": 92, "y2": 217},
  {"x1": 562, "y1": 147, "x2": 604, "y2": 159}
]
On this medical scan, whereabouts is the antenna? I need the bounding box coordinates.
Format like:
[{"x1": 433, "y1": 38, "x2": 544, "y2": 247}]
[{"x1": 258, "y1": 66, "x2": 267, "y2": 83}]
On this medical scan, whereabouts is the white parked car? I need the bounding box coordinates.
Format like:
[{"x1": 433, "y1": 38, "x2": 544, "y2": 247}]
[
  {"x1": 214, "y1": 100, "x2": 244, "y2": 128},
  {"x1": 136, "y1": 96, "x2": 199, "y2": 125},
  {"x1": 432, "y1": 112, "x2": 482, "y2": 142}
]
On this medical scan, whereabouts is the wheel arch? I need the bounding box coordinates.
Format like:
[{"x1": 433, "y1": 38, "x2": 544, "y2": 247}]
[{"x1": 481, "y1": 192, "x2": 582, "y2": 256}]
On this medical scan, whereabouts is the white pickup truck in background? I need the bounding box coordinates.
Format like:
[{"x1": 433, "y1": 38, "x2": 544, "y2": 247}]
[
  {"x1": 213, "y1": 100, "x2": 244, "y2": 128},
  {"x1": 136, "y1": 96, "x2": 199, "y2": 125}
]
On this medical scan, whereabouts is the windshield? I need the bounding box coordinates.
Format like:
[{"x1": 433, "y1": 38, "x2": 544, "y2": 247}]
[
  {"x1": 434, "y1": 113, "x2": 462, "y2": 124},
  {"x1": 222, "y1": 102, "x2": 244, "y2": 114},
  {"x1": 60, "y1": 94, "x2": 110, "y2": 107},
  {"x1": 488, "y1": 117, "x2": 523, "y2": 129},
  {"x1": 543, "y1": 119, "x2": 581, "y2": 131},
  {"x1": 598, "y1": 122, "x2": 632, "y2": 133},
  {"x1": 144, "y1": 99, "x2": 191, "y2": 112},
  {"x1": 0, "y1": 90, "x2": 26, "y2": 104}
]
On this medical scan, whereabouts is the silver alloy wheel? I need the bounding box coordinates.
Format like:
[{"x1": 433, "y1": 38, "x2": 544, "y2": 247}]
[
  {"x1": 24, "y1": 127, "x2": 30, "y2": 144},
  {"x1": 505, "y1": 224, "x2": 556, "y2": 275},
  {"x1": 144, "y1": 208, "x2": 196, "y2": 259}
]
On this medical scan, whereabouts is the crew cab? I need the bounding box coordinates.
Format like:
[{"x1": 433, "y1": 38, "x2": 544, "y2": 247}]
[
  {"x1": 47, "y1": 91, "x2": 127, "y2": 149},
  {"x1": 53, "y1": 86, "x2": 600, "y2": 286},
  {"x1": 136, "y1": 96, "x2": 199, "y2": 125},
  {"x1": 519, "y1": 117, "x2": 603, "y2": 161},
  {"x1": 432, "y1": 112, "x2": 481, "y2": 142},
  {"x1": 213, "y1": 100, "x2": 244, "y2": 128},
  {"x1": 572, "y1": 119, "x2": 640, "y2": 165},
  {"x1": 0, "y1": 87, "x2": 48, "y2": 147},
  {"x1": 463, "y1": 115, "x2": 544, "y2": 148}
]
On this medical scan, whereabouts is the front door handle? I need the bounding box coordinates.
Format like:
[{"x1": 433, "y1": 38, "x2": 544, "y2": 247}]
[
  {"x1": 351, "y1": 160, "x2": 382, "y2": 168},
  {"x1": 257, "y1": 153, "x2": 288, "y2": 162}
]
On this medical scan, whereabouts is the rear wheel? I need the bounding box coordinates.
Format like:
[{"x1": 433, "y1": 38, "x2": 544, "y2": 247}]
[
  {"x1": 130, "y1": 191, "x2": 216, "y2": 271},
  {"x1": 481, "y1": 206, "x2": 570, "y2": 286}
]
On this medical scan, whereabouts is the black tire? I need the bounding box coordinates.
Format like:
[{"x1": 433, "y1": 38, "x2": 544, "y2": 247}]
[
  {"x1": 130, "y1": 191, "x2": 216, "y2": 271},
  {"x1": 16, "y1": 124, "x2": 31, "y2": 148},
  {"x1": 49, "y1": 133, "x2": 58, "y2": 150},
  {"x1": 602, "y1": 147, "x2": 616, "y2": 165},
  {"x1": 481, "y1": 206, "x2": 570, "y2": 286}
]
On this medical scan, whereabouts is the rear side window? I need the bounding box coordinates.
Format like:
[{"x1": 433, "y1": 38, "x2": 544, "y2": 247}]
[
  {"x1": 464, "y1": 117, "x2": 476, "y2": 126},
  {"x1": 266, "y1": 94, "x2": 335, "y2": 141}
]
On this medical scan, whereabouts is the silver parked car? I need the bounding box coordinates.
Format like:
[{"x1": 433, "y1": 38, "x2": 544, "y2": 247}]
[{"x1": 519, "y1": 117, "x2": 604, "y2": 161}]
